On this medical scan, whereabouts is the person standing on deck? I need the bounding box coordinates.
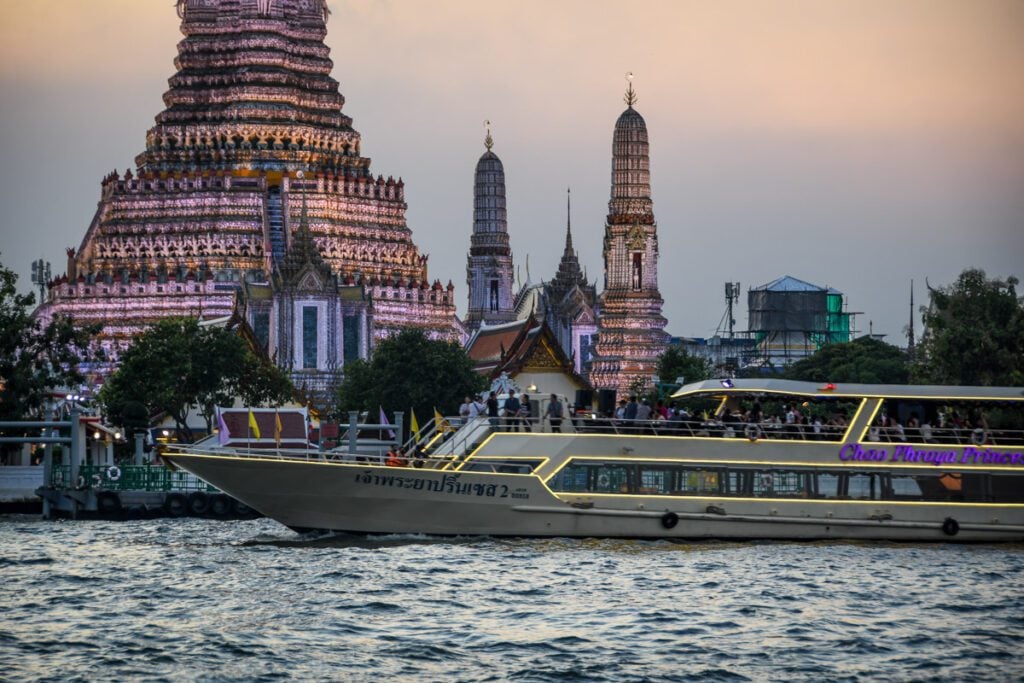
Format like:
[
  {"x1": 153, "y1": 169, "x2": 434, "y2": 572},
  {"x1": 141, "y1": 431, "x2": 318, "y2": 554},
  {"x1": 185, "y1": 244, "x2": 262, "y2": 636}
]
[
  {"x1": 486, "y1": 391, "x2": 500, "y2": 427},
  {"x1": 504, "y1": 390, "x2": 522, "y2": 432},
  {"x1": 547, "y1": 394, "x2": 564, "y2": 433}
]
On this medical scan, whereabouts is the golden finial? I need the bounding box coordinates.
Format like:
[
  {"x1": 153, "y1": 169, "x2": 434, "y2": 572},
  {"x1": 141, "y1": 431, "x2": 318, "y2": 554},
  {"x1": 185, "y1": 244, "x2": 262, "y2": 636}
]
[
  {"x1": 484, "y1": 120, "x2": 494, "y2": 151},
  {"x1": 624, "y1": 72, "x2": 637, "y2": 107}
]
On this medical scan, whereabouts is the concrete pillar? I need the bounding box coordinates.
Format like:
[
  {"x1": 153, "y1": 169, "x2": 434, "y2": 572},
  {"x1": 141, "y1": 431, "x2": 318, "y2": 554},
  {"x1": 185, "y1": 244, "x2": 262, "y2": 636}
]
[
  {"x1": 134, "y1": 433, "x2": 145, "y2": 466},
  {"x1": 105, "y1": 441, "x2": 114, "y2": 467},
  {"x1": 348, "y1": 411, "x2": 358, "y2": 454},
  {"x1": 19, "y1": 443, "x2": 31, "y2": 466},
  {"x1": 68, "y1": 407, "x2": 82, "y2": 482}
]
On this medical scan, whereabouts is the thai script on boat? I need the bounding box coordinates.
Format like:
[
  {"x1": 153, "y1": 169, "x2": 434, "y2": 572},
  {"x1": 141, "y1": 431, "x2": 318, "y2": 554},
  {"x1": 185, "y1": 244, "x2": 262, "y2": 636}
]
[
  {"x1": 353, "y1": 471, "x2": 531, "y2": 499},
  {"x1": 838, "y1": 443, "x2": 1024, "y2": 467}
]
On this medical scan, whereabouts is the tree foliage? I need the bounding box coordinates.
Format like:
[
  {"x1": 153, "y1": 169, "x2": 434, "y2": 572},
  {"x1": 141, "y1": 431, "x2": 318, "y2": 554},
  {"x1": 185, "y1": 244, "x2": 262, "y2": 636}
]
[
  {"x1": 656, "y1": 345, "x2": 712, "y2": 387},
  {"x1": 0, "y1": 256, "x2": 97, "y2": 422},
  {"x1": 783, "y1": 337, "x2": 908, "y2": 384},
  {"x1": 913, "y1": 268, "x2": 1024, "y2": 386},
  {"x1": 336, "y1": 328, "x2": 486, "y2": 428},
  {"x1": 100, "y1": 317, "x2": 294, "y2": 441}
]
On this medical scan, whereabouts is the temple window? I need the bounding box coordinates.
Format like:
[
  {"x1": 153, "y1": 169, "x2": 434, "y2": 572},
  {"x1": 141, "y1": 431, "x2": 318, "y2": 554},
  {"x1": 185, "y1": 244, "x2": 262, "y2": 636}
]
[
  {"x1": 252, "y1": 311, "x2": 270, "y2": 352},
  {"x1": 302, "y1": 306, "x2": 318, "y2": 369},
  {"x1": 343, "y1": 313, "x2": 361, "y2": 362}
]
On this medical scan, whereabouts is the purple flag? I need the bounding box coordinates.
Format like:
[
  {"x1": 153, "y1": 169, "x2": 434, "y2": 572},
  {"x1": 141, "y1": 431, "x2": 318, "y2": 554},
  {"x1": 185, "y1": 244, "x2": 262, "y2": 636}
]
[
  {"x1": 379, "y1": 406, "x2": 395, "y2": 440},
  {"x1": 217, "y1": 408, "x2": 230, "y2": 446}
]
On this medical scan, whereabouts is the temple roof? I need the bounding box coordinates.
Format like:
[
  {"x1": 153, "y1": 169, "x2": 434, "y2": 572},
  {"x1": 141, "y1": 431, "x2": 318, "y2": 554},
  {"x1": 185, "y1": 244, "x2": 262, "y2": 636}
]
[
  {"x1": 465, "y1": 315, "x2": 590, "y2": 388},
  {"x1": 753, "y1": 275, "x2": 843, "y2": 294}
]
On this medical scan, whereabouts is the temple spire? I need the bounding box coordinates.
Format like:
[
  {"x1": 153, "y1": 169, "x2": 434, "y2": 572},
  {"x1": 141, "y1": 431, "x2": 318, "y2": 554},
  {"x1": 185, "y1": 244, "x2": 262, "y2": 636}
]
[
  {"x1": 565, "y1": 187, "x2": 573, "y2": 252},
  {"x1": 624, "y1": 72, "x2": 637, "y2": 108},
  {"x1": 484, "y1": 120, "x2": 494, "y2": 151}
]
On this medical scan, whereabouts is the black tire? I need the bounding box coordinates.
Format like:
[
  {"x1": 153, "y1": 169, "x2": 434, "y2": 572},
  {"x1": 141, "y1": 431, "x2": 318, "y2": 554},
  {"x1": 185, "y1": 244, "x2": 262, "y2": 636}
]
[
  {"x1": 187, "y1": 491, "x2": 210, "y2": 516},
  {"x1": 661, "y1": 511, "x2": 679, "y2": 529},
  {"x1": 231, "y1": 498, "x2": 256, "y2": 518},
  {"x1": 210, "y1": 494, "x2": 232, "y2": 517},
  {"x1": 163, "y1": 493, "x2": 187, "y2": 518},
  {"x1": 942, "y1": 517, "x2": 960, "y2": 537},
  {"x1": 96, "y1": 491, "x2": 122, "y2": 514}
]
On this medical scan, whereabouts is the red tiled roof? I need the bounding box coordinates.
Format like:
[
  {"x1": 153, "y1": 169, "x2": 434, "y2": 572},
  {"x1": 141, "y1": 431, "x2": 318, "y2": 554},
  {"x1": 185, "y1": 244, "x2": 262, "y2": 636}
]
[{"x1": 466, "y1": 319, "x2": 531, "y2": 362}]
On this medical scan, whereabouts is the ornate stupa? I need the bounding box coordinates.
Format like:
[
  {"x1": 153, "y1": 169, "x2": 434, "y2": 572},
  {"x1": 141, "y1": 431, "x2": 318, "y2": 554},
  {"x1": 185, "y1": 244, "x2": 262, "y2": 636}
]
[
  {"x1": 541, "y1": 190, "x2": 598, "y2": 375},
  {"x1": 38, "y1": 0, "x2": 457, "y2": 366},
  {"x1": 587, "y1": 77, "x2": 669, "y2": 395},
  {"x1": 465, "y1": 123, "x2": 515, "y2": 334}
]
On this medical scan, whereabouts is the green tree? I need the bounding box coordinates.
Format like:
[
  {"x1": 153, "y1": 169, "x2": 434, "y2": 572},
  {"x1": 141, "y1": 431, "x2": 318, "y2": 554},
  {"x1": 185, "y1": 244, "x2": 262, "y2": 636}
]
[
  {"x1": 0, "y1": 256, "x2": 97, "y2": 422},
  {"x1": 656, "y1": 345, "x2": 712, "y2": 387},
  {"x1": 100, "y1": 317, "x2": 294, "y2": 441},
  {"x1": 914, "y1": 269, "x2": 1024, "y2": 386},
  {"x1": 336, "y1": 328, "x2": 486, "y2": 431},
  {"x1": 783, "y1": 337, "x2": 908, "y2": 384}
]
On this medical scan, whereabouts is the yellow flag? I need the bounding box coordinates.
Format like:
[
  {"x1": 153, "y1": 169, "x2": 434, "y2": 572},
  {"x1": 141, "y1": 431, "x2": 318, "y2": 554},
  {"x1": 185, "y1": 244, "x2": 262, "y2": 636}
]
[
  {"x1": 434, "y1": 407, "x2": 452, "y2": 433},
  {"x1": 410, "y1": 408, "x2": 420, "y2": 441},
  {"x1": 274, "y1": 410, "x2": 283, "y2": 446},
  {"x1": 248, "y1": 408, "x2": 261, "y2": 439}
]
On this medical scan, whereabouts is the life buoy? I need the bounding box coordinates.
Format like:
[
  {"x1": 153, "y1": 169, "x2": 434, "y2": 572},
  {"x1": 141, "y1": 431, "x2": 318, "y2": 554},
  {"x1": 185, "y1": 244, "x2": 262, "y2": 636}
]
[
  {"x1": 970, "y1": 429, "x2": 987, "y2": 446},
  {"x1": 106, "y1": 465, "x2": 122, "y2": 482},
  {"x1": 661, "y1": 511, "x2": 679, "y2": 529},
  {"x1": 597, "y1": 474, "x2": 611, "y2": 488},
  {"x1": 91, "y1": 473, "x2": 103, "y2": 488},
  {"x1": 760, "y1": 473, "x2": 773, "y2": 489},
  {"x1": 76, "y1": 475, "x2": 86, "y2": 489},
  {"x1": 744, "y1": 424, "x2": 761, "y2": 442},
  {"x1": 942, "y1": 517, "x2": 960, "y2": 537}
]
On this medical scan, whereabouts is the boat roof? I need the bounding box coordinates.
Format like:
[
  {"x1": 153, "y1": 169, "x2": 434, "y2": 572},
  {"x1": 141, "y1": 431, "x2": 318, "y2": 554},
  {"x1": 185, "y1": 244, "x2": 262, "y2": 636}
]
[{"x1": 671, "y1": 378, "x2": 1024, "y2": 401}]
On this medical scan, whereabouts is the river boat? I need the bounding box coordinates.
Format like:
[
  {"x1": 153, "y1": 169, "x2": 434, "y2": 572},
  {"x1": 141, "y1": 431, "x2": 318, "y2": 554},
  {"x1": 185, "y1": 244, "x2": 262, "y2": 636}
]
[{"x1": 163, "y1": 380, "x2": 1024, "y2": 541}]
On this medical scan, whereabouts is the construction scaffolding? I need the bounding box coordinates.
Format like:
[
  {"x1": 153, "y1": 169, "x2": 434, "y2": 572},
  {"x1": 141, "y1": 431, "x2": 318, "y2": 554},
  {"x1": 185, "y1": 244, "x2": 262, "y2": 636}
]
[{"x1": 747, "y1": 276, "x2": 854, "y2": 367}]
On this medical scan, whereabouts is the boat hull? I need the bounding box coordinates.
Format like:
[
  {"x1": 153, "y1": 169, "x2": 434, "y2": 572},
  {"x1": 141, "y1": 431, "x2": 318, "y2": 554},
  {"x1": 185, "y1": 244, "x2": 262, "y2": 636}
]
[{"x1": 163, "y1": 453, "x2": 1024, "y2": 541}]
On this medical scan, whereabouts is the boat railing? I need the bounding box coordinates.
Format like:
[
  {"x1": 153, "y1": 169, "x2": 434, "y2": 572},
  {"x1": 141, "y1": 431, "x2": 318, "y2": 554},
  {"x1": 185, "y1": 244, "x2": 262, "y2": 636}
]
[
  {"x1": 569, "y1": 417, "x2": 851, "y2": 441},
  {"x1": 50, "y1": 463, "x2": 217, "y2": 492}
]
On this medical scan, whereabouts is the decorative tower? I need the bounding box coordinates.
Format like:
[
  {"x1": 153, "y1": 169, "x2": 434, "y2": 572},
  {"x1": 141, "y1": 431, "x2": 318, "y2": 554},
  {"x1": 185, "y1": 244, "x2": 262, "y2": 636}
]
[
  {"x1": 543, "y1": 189, "x2": 598, "y2": 374},
  {"x1": 465, "y1": 123, "x2": 515, "y2": 333},
  {"x1": 587, "y1": 76, "x2": 669, "y2": 395},
  {"x1": 37, "y1": 0, "x2": 457, "y2": 369}
]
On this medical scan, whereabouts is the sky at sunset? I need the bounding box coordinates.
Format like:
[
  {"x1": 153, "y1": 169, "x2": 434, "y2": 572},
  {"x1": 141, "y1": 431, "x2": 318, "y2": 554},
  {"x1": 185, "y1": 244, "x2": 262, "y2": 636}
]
[{"x1": 1, "y1": 0, "x2": 1021, "y2": 342}]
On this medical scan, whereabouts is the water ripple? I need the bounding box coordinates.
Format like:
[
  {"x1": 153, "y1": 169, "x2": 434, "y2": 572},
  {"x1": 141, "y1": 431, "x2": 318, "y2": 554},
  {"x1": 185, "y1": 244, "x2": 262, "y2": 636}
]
[{"x1": 0, "y1": 515, "x2": 1022, "y2": 681}]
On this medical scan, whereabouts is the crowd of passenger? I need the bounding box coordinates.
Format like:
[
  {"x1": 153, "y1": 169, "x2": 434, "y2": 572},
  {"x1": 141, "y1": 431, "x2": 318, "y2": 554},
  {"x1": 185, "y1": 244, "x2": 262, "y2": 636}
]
[{"x1": 574, "y1": 396, "x2": 851, "y2": 440}]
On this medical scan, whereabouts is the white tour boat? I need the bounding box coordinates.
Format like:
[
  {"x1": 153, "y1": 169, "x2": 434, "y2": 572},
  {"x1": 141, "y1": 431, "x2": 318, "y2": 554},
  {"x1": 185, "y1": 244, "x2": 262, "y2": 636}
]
[{"x1": 163, "y1": 380, "x2": 1024, "y2": 541}]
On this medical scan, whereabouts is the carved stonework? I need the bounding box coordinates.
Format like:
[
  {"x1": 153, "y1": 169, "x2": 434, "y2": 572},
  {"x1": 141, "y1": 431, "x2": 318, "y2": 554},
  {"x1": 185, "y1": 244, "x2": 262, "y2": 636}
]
[
  {"x1": 588, "y1": 92, "x2": 668, "y2": 395},
  {"x1": 40, "y1": 0, "x2": 458, "y2": 366}
]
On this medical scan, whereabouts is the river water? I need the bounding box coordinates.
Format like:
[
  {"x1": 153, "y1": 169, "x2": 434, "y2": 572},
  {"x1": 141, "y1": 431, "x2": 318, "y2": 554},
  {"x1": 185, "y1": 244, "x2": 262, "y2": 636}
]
[{"x1": 1, "y1": 515, "x2": 1021, "y2": 682}]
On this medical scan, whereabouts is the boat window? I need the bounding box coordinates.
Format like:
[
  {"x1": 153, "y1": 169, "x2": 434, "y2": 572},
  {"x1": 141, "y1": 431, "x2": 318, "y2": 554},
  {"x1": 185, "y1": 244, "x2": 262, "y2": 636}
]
[
  {"x1": 675, "y1": 470, "x2": 720, "y2": 496},
  {"x1": 723, "y1": 470, "x2": 748, "y2": 496},
  {"x1": 989, "y1": 475, "x2": 1024, "y2": 503},
  {"x1": 751, "y1": 470, "x2": 808, "y2": 498},
  {"x1": 885, "y1": 475, "x2": 924, "y2": 499},
  {"x1": 549, "y1": 461, "x2": 1024, "y2": 504},
  {"x1": 638, "y1": 467, "x2": 673, "y2": 495},
  {"x1": 817, "y1": 473, "x2": 841, "y2": 498},
  {"x1": 550, "y1": 464, "x2": 591, "y2": 493},
  {"x1": 845, "y1": 473, "x2": 878, "y2": 500},
  {"x1": 595, "y1": 465, "x2": 631, "y2": 493}
]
